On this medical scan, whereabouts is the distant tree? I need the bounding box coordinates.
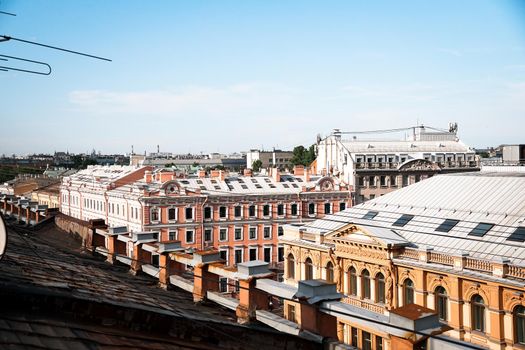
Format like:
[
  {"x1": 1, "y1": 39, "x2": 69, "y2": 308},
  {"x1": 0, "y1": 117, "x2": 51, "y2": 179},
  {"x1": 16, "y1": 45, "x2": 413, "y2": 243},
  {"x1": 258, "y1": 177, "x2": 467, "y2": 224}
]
[
  {"x1": 479, "y1": 152, "x2": 490, "y2": 158},
  {"x1": 252, "y1": 159, "x2": 263, "y2": 172},
  {"x1": 291, "y1": 145, "x2": 316, "y2": 166}
]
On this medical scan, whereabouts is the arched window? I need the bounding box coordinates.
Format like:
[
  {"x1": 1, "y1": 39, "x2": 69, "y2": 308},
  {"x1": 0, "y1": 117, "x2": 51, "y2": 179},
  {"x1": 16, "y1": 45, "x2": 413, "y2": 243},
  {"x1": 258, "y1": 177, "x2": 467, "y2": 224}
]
[
  {"x1": 515, "y1": 305, "x2": 525, "y2": 344},
  {"x1": 362, "y1": 269, "x2": 371, "y2": 299},
  {"x1": 404, "y1": 279, "x2": 414, "y2": 305},
  {"x1": 287, "y1": 254, "x2": 295, "y2": 280},
  {"x1": 376, "y1": 273, "x2": 385, "y2": 303},
  {"x1": 326, "y1": 261, "x2": 334, "y2": 283},
  {"x1": 348, "y1": 267, "x2": 357, "y2": 296},
  {"x1": 471, "y1": 294, "x2": 485, "y2": 332},
  {"x1": 435, "y1": 286, "x2": 448, "y2": 321},
  {"x1": 305, "y1": 258, "x2": 313, "y2": 280}
]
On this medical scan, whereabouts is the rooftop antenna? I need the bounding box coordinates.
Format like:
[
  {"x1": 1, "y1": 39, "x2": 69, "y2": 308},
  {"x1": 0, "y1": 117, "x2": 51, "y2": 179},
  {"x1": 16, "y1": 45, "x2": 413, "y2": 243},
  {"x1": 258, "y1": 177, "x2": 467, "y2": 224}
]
[{"x1": 0, "y1": 54, "x2": 51, "y2": 75}]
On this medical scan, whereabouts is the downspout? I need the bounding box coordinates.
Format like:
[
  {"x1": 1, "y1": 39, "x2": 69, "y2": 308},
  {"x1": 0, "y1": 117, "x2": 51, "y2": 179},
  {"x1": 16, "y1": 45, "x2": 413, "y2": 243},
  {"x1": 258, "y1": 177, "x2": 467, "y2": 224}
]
[{"x1": 201, "y1": 194, "x2": 209, "y2": 251}]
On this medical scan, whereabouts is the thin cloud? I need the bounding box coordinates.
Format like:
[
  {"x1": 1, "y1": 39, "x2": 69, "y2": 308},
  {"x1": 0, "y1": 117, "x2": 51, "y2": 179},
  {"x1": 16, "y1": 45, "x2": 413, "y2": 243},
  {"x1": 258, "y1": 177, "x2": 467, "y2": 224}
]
[{"x1": 436, "y1": 48, "x2": 463, "y2": 57}]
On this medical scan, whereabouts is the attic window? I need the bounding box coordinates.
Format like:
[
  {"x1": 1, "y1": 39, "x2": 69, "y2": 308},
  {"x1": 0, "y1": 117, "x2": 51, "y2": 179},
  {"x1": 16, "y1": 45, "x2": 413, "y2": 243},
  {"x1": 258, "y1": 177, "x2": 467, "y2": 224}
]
[
  {"x1": 435, "y1": 219, "x2": 459, "y2": 233},
  {"x1": 362, "y1": 211, "x2": 378, "y2": 220},
  {"x1": 393, "y1": 214, "x2": 414, "y2": 227},
  {"x1": 180, "y1": 180, "x2": 189, "y2": 184},
  {"x1": 283, "y1": 184, "x2": 289, "y2": 188},
  {"x1": 292, "y1": 184, "x2": 299, "y2": 188},
  {"x1": 469, "y1": 223, "x2": 494, "y2": 237},
  {"x1": 241, "y1": 184, "x2": 248, "y2": 189},
  {"x1": 507, "y1": 227, "x2": 525, "y2": 242}
]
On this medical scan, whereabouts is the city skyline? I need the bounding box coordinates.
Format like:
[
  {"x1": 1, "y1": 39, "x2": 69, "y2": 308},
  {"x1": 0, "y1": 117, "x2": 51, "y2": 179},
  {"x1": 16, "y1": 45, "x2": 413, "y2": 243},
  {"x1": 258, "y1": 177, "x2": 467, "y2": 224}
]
[{"x1": 1, "y1": 0, "x2": 524, "y2": 155}]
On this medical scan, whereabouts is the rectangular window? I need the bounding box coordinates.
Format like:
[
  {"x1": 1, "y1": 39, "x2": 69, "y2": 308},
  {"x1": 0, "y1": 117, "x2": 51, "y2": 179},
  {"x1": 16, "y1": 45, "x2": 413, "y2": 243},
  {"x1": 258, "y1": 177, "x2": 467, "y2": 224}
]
[
  {"x1": 249, "y1": 227, "x2": 257, "y2": 240},
  {"x1": 220, "y1": 228, "x2": 228, "y2": 241},
  {"x1": 169, "y1": 231, "x2": 177, "y2": 241},
  {"x1": 435, "y1": 219, "x2": 459, "y2": 233},
  {"x1": 375, "y1": 336, "x2": 383, "y2": 350},
  {"x1": 278, "y1": 226, "x2": 284, "y2": 236},
  {"x1": 358, "y1": 176, "x2": 365, "y2": 186},
  {"x1": 263, "y1": 226, "x2": 271, "y2": 239},
  {"x1": 234, "y1": 227, "x2": 242, "y2": 240},
  {"x1": 351, "y1": 327, "x2": 358, "y2": 347},
  {"x1": 264, "y1": 247, "x2": 271, "y2": 262},
  {"x1": 291, "y1": 203, "x2": 298, "y2": 215},
  {"x1": 324, "y1": 203, "x2": 331, "y2": 214},
  {"x1": 204, "y1": 206, "x2": 212, "y2": 219},
  {"x1": 469, "y1": 222, "x2": 494, "y2": 237},
  {"x1": 363, "y1": 211, "x2": 378, "y2": 220},
  {"x1": 277, "y1": 204, "x2": 284, "y2": 216},
  {"x1": 363, "y1": 331, "x2": 372, "y2": 350},
  {"x1": 219, "y1": 206, "x2": 227, "y2": 218},
  {"x1": 249, "y1": 205, "x2": 256, "y2": 217},
  {"x1": 263, "y1": 204, "x2": 270, "y2": 217},
  {"x1": 402, "y1": 175, "x2": 409, "y2": 186},
  {"x1": 234, "y1": 249, "x2": 243, "y2": 264},
  {"x1": 369, "y1": 176, "x2": 376, "y2": 187},
  {"x1": 278, "y1": 246, "x2": 284, "y2": 261},
  {"x1": 393, "y1": 214, "x2": 415, "y2": 227},
  {"x1": 308, "y1": 203, "x2": 316, "y2": 215},
  {"x1": 288, "y1": 304, "x2": 296, "y2": 322},
  {"x1": 168, "y1": 208, "x2": 176, "y2": 221},
  {"x1": 185, "y1": 230, "x2": 194, "y2": 244},
  {"x1": 249, "y1": 247, "x2": 257, "y2": 261},
  {"x1": 219, "y1": 277, "x2": 228, "y2": 292},
  {"x1": 185, "y1": 207, "x2": 193, "y2": 220},
  {"x1": 219, "y1": 250, "x2": 228, "y2": 264},
  {"x1": 204, "y1": 229, "x2": 212, "y2": 242},
  {"x1": 390, "y1": 175, "x2": 397, "y2": 186},
  {"x1": 508, "y1": 227, "x2": 525, "y2": 242},
  {"x1": 380, "y1": 176, "x2": 387, "y2": 187},
  {"x1": 339, "y1": 202, "x2": 346, "y2": 211},
  {"x1": 234, "y1": 205, "x2": 242, "y2": 218}
]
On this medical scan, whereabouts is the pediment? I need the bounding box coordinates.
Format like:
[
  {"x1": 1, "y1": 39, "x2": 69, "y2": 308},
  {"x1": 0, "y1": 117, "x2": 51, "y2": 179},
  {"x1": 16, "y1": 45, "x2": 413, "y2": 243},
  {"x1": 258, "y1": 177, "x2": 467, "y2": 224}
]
[{"x1": 327, "y1": 223, "x2": 407, "y2": 248}]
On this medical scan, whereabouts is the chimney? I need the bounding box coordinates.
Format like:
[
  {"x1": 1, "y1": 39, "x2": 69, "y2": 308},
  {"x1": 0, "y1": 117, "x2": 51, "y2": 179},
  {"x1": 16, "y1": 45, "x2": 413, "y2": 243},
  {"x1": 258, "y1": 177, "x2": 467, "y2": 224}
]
[
  {"x1": 304, "y1": 167, "x2": 310, "y2": 182},
  {"x1": 219, "y1": 170, "x2": 226, "y2": 181},
  {"x1": 198, "y1": 169, "x2": 206, "y2": 178},
  {"x1": 210, "y1": 170, "x2": 220, "y2": 178},
  {"x1": 159, "y1": 170, "x2": 175, "y2": 182},
  {"x1": 271, "y1": 167, "x2": 280, "y2": 182},
  {"x1": 243, "y1": 169, "x2": 252, "y2": 177},
  {"x1": 294, "y1": 165, "x2": 305, "y2": 176},
  {"x1": 144, "y1": 170, "x2": 153, "y2": 183}
]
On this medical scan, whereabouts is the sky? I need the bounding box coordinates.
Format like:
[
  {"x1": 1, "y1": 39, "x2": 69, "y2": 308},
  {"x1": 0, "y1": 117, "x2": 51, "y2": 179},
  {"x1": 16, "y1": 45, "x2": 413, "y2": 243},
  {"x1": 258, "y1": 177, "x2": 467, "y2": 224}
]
[{"x1": 0, "y1": 0, "x2": 524, "y2": 155}]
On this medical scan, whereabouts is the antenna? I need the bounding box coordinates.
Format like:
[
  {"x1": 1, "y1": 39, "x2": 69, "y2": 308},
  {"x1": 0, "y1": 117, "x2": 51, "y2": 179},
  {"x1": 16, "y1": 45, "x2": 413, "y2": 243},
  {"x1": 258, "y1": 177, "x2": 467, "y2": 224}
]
[{"x1": 0, "y1": 54, "x2": 51, "y2": 75}]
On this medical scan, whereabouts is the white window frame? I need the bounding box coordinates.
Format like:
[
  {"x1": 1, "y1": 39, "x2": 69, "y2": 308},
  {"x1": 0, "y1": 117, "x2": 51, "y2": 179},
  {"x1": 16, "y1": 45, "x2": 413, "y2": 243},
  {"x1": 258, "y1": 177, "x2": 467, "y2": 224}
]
[
  {"x1": 218, "y1": 205, "x2": 228, "y2": 220},
  {"x1": 168, "y1": 206, "x2": 177, "y2": 222},
  {"x1": 203, "y1": 206, "x2": 212, "y2": 221},
  {"x1": 249, "y1": 246, "x2": 258, "y2": 261},
  {"x1": 308, "y1": 202, "x2": 316, "y2": 217},
  {"x1": 185, "y1": 206, "x2": 194, "y2": 222},
  {"x1": 168, "y1": 230, "x2": 177, "y2": 241},
  {"x1": 234, "y1": 227, "x2": 243, "y2": 241},
  {"x1": 324, "y1": 202, "x2": 332, "y2": 215},
  {"x1": 219, "y1": 227, "x2": 228, "y2": 242},
  {"x1": 276, "y1": 203, "x2": 286, "y2": 218},
  {"x1": 234, "y1": 204, "x2": 243, "y2": 219},
  {"x1": 150, "y1": 206, "x2": 160, "y2": 223},
  {"x1": 248, "y1": 204, "x2": 257, "y2": 218},
  {"x1": 249, "y1": 226, "x2": 258, "y2": 240},
  {"x1": 204, "y1": 228, "x2": 213, "y2": 242},
  {"x1": 185, "y1": 229, "x2": 195, "y2": 244},
  {"x1": 219, "y1": 249, "x2": 229, "y2": 265},
  {"x1": 262, "y1": 204, "x2": 272, "y2": 218},
  {"x1": 290, "y1": 202, "x2": 299, "y2": 216},
  {"x1": 234, "y1": 247, "x2": 244, "y2": 265},
  {"x1": 263, "y1": 225, "x2": 272, "y2": 239},
  {"x1": 263, "y1": 245, "x2": 272, "y2": 263}
]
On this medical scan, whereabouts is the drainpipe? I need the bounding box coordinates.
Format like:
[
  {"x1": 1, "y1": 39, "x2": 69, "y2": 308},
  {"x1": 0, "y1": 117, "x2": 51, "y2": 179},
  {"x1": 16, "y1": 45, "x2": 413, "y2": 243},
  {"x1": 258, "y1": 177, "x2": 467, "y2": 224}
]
[{"x1": 201, "y1": 194, "x2": 209, "y2": 251}]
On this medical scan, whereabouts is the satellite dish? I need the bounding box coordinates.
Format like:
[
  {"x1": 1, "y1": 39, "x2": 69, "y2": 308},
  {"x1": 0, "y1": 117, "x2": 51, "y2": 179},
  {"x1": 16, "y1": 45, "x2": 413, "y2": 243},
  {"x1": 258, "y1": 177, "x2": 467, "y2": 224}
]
[{"x1": 0, "y1": 214, "x2": 6, "y2": 261}]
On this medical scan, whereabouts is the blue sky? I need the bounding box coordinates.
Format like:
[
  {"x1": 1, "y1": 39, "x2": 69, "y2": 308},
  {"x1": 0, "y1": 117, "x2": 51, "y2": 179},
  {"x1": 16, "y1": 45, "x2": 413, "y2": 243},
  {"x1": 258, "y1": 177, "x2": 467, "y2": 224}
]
[{"x1": 1, "y1": 0, "x2": 524, "y2": 155}]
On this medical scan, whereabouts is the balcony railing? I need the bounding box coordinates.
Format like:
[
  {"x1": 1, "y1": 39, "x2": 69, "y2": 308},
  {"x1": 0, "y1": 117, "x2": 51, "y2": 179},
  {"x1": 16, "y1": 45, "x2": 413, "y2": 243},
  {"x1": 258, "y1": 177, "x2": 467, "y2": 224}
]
[
  {"x1": 341, "y1": 296, "x2": 385, "y2": 314},
  {"x1": 355, "y1": 160, "x2": 480, "y2": 170}
]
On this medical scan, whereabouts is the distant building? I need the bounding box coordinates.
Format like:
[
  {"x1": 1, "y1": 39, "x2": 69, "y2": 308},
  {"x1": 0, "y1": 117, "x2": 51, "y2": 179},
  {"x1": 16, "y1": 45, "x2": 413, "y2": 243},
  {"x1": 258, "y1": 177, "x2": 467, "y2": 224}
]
[
  {"x1": 131, "y1": 152, "x2": 246, "y2": 171},
  {"x1": 60, "y1": 165, "x2": 351, "y2": 267},
  {"x1": 315, "y1": 125, "x2": 480, "y2": 203},
  {"x1": 246, "y1": 149, "x2": 294, "y2": 170},
  {"x1": 281, "y1": 171, "x2": 525, "y2": 349},
  {"x1": 502, "y1": 144, "x2": 525, "y2": 165}
]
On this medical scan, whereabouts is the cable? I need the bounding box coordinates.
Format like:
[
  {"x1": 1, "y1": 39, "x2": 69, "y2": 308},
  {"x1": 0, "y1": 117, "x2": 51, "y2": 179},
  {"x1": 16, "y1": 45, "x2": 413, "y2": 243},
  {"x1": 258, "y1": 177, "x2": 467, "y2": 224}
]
[
  {"x1": 0, "y1": 10, "x2": 16, "y2": 16},
  {"x1": 0, "y1": 35, "x2": 112, "y2": 62}
]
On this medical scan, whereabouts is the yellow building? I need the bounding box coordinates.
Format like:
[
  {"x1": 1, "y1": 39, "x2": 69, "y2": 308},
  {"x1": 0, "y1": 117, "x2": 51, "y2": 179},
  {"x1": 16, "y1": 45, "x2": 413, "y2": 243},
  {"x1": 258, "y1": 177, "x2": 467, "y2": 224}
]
[
  {"x1": 31, "y1": 183, "x2": 61, "y2": 208},
  {"x1": 281, "y1": 172, "x2": 525, "y2": 350}
]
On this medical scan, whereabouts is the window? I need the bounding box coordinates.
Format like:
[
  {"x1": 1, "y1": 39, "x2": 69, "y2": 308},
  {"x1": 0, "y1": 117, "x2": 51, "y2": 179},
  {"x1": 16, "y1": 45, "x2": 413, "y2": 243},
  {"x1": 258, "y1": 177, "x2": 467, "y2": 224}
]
[
  {"x1": 219, "y1": 206, "x2": 227, "y2": 218},
  {"x1": 348, "y1": 267, "x2": 357, "y2": 296},
  {"x1": 402, "y1": 175, "x2": 409, "y2": 186},
  {"x1": 219, "y1": 277, "x2": 228, "y2": 292},
  {"x1": 204, "y1": 206, "x2": 212, "y2": 219},
  {"x1": 168, "y1": 208, "x2": 176, "y2": 221},
  {"x1": 514, "y1": 305, "x2": 525, "y2": 344},
  {"x1": 305, "y1": 258, "x2": 313, "y2": 280},
  {"x1": 380, "y1": 176, "x2": 387, "y2": 187},
  {"x1": 249, "y1": 205, "x2": 256, "y2": 217},
  {"x1": 249, "y1": 247, "x2": 257, "y2": 261},
  {"x1": 375, "y1": 335, "x2": 383, "y2": 350},
  {"x1": 249, "y1": 227, "x2": 257, "y2": 239},
  {"x1": 220, "y1": 228, "x2": 228, "y2": 241},
  {"x1": 326, "y1": 262, "x2": 334, "y2": 283},
  {"x1": 390, "y1": 175, "x2": 397, "y2": 187},
  {"x1": 234, "y1": 227, "x2": 242, "y2": 240},
  {"x1": 324, "y1": 203, "x2": 331, "y2": 214},
  {"x1": 369, "y1": 176, "x2": 376, "y2": 187},
  {"x1": 508, "y1": 227, "x2": 525, "y2": 242},
  {"x1": 263, "y1": 226, "x2": 271, "y2": 239},
  {"x1": 151, "y1": 208, "x2": 159, "y2": 222},
  {"x1": 219, "y1": 250, "x2": 228, "y2": 264},
  {"x1": 358, "y1": 176, "x2": 365, "y2": 186},
  {"x1": 404, "y1": 279, "x2": 414, "y2": 305},
  {"x1": 168, "y1": 231, "x2": 176, "y2": 241},
  {"x1": 351, "y1": 327, "x2": 358, "y2": 347},
  {"x1": 287, "y1": 254, "x2": 295, "y2": 279},
  {"x1": 308, "y1": 203, "x2": 316, "y2": 215},
  {"x1": 393, "y1": 214, "x2": 414, "y2": 227},
  {"x1": 185, "y1": 230, "x2": 194, "y2": 244},
  {"x1": 263, "y1": 204, "x2": 270, "y2": 217},
  {"x1": 288, "y1": 304, "x2": 296, "y2": 322},
  {"x1": 363, "y1": 331, "x2": 372, "y2": 350},
  {"x1": 278, "y1": 226, "x2": 284, "y2": 236},
  {"x1": 415, "y1": 174, "x2": 421, "y2": 183},
  {"x1": 471, "y1": 294, "x2": 485, "y2": 332},
  {"x1": 277, "y1": 204, "x2": 284, "y2": 216},
  {"x1": 263, "y1": 247, "x2": 271, "y2": 262},
  {"x1": 436, "y1": 286, "x2": 448, "y2": 321},
  {"x1": 339, "y1": 202, "x2": 346, "y2": 211},
  {"x1": 234, "y1": 249, "x2": 243, "y2": 264},
  {"x1": 185, "y1": 207, "x2": 193, "y2": 220},
  {"x1": 362, "y1": 269, "x2": 371, "y2": 299},
  {"x1": 363, "y1": 211, "x2": 378, "y2": 220},
  {"x1": 469, "y1": 223, "x2": 494, "y2": 237},
  {"x1": 234, "y1": 205, "x2": 242, "y2": 218},
  {"x1": 278, "y1": 246, "x2": 284, "y2": 262},
  {"x1": 436, "y1": 219, "x2": 459, "y2": 233},
  {"x1": 376, "y1": 273, "x2": 385, "y2": 303},
  {"x1": 291, "y1": 203, "x2": 298, "y2": 215},
  {"x1": 204, "y1": 229, "x2": 212, "y2": 242}
]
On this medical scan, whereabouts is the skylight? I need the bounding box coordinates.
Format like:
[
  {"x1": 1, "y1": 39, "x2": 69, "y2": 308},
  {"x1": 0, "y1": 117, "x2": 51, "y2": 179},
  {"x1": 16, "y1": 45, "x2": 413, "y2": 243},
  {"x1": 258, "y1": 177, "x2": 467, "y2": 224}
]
[
  {"x1": 392, "y1": 214, "x2": 414, "y2": 227},
  {"x1": 469, "y1": 223, "x2": 494, "y2": 237},
  {"x1": 362, "y1": 211, "x2": 378, "y2": 220},
  {"x1": 435, "y1": 219, "x2": 459, "y2": 233},
  {"x1": 507, "y1": 227, "x2": 525, "y2": 242}
]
